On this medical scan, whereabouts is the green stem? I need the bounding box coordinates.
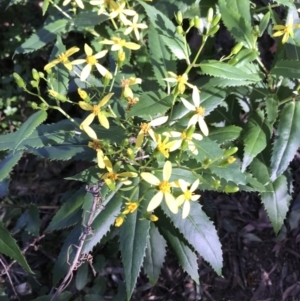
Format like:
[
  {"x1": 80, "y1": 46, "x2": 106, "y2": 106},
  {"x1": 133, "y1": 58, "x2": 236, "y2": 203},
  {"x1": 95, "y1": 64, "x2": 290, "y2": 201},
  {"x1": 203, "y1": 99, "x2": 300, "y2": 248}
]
[
  {"x1": 50, "y1": 0, "x2": 72, "y2": 19},
  {"x1": 252, "y1": 3, "x2": 278, "y2": 13}
]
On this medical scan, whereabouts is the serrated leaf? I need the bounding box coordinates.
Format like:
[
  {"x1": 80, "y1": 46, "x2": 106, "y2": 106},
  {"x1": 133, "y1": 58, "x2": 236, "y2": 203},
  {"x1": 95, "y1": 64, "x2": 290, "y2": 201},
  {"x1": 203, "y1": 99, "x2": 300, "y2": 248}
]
[
  {"x1": 270, "y1": 60, "x2": 300, "y2": 78},
  {"x1": 161, "y1": 201, "x2": 222, "y2": 275},
  {"x1": 0, "y1": 222, "x2": 33, "y2": 274},
  {"x1": 251, "y1": 158, "x2": 291, "y2": 234},
  {"x1": 143, "y1": 223, "x2": 166, "y2": 285},
  {"x1": 156, "y1": 212, "x2": 199, "y2": 284},
  {"x1": 148, "y1": 23, "x2": 176, "y2": 88},
  {"x1": 127, "y1": 92, "x2": 172, "y2": 118},
  {"x1": 274, "y1": 0, "x2": 296, "y2": 9},
  {"x1": 72, "y1": 11, "x2": 109, "y2": 28},
  {"x1": 45, "y1": 188, "x2": 86, "y2": 232},
  {"x1": 225, "y1": 0, "x2": 251, "y2": 23},
  {"x1": 199, "y1": 60, "x2": 260, "y2": 82},
  {"x1": 200, "y1": 76, "x2": 251, "y2": 88},
  {"x1": 265, "y1": 94, "x2": 278, "y2": 124},
  {"x1": 65, "y1": 166, "x2": 99, "y2": 183},
  {"x1": 14, "y1": 110, "x2": 48, "y2": 152},
  {"x1": 270, "y1": 101, "x2": 300, "y2": 181},
  {"x1": 242, "y1": 110, "x2": 271, "y2": 171},
  {"x1": 119, "y1": 184, "x2": 150, "y2": 300},
  {"x1": 15, "y1": 19, "x2": 68, "y2": 55},
  {"x1": 209, "y1": 126, "x2": 242, "y2": 144},
  {"x1": 218, "y1": 0, "x2": 256, "y2": 49},
  {"x1": 192, "y1": 137, "x2": 224, "y2": 163},
  {"x1": 138, "y1": 0, "x2": 187, "y2": 60},
  {"x1": 232, "y1": 49, "x2": 259, "y2": 67},
  {"x1": 0, "y1": 150, "x2": 23, "y2": 182},
  {"x1": 82, "y1": 192, "x2": 123, "y2": 253}
]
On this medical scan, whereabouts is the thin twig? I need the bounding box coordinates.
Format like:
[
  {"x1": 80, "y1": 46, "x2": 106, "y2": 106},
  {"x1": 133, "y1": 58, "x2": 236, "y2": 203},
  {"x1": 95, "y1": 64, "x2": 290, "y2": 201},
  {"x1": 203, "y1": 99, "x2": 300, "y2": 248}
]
[{"x1": 0, "y1": 204, "x2": 59, "y2": 210}]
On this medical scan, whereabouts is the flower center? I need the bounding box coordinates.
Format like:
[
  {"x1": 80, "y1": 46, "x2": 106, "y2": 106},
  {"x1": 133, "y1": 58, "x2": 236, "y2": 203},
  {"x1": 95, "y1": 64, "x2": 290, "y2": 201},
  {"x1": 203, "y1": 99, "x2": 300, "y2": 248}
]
[
  {"x1": 181, "y1": 131, "x2": 187, "y2": 139},
  {"x1": 92, "y1": 104, "x2": 100, "y2": 115},
  {"x1": 58, "y1": 53, "x2": 69, "y2": 63},
  {"x1": 158, "y1": 181, "x2": 171, "y2": 193},
  {"x1": 157, "y1": 143, "x2": 169, "y2": 157},
  {"x1": 86, "y1": 55, "x2": 97, "y2": 65},
  {"x1": 184, "y1": 190, "x2": 193, "y2": 200},
  {"x1": 140, "y1": 122, "x2": 151, "y2": 134},
  {"x1": 88, "y1": 140, "x2": 101, "y2": 151},
  {"x1": 195, "y1": 106, "x2": 205, "y2": 116},
  {"x1": 107, "y1": 172, "x2": 118, "y2": 181},
  {"x1": 121, "y1": 79, "x2": 130, "y2": 87}
]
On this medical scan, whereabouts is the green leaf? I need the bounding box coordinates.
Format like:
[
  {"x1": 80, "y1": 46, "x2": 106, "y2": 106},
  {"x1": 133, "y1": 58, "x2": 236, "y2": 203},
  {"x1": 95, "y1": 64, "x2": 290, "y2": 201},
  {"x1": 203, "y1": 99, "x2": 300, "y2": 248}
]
[
  {"x1": 270, "y1": 101, "x2": 300, "y2": 181},
  {"x1": 274, "y1": 0, "x2": 296, "y2": 9},
  {"x1": 259, "y1": 11, "x2": 271, "y2": 36},
  {"x1": 161, "y1": 201, "x2": 223, "y2": 275},
  {"x1": 76, "y1": 262, "x2": 89, "y2": 291},
  {"x1": 199, "y1": 77, "x2": 252, "y2": 88},
  {"x1": 45, "y1": 188, "x2": 86, "y2": 232},
  {"x1": 225, "y1": 0, "x2": 251, "y2": 23},
  {"x1": 138, "y1": 0, "x2": 187, "y2": 60},
  {"x1": 119, "y1": 207, "x2": 150, "y2": 300},
  {"x1": 232, "y1": 49, "x2": 259, "y2": 67},
  {"x1": 209, "y1": 126, "x2": 242, "y2": 144},
  {"x1": 14, "y1": 110, "x2": 48, "y2": 152},
  {"x1": 192, "y1": 137, "x2": 224, "y2": 163},
  {"x1": 0, "y1": 150, "x2": 23, "y2": 182},
  {"x1": 265, "y1": 94, "x2": 279, "y2": 125},
  {"x1": 156, "y1": 211, "x2": 199, "y2": 284},
  {"x1": 143, "y1": 223, "x2": 166, "y2": 285},
  {"x1": 270, "y1": 60, "x2": 300, "y2": 78},
  {"x1": 218, "y1": 0, "x2": 256, "y2": 49},
  {"x1": 199, "y1": 60, "x2": 260, "y2": 82},
  {"x1": 65, "y1": 166, "x2": 99, "y2": 183},
  {"x1": 42, "y1": 0, "x2": 50, "y2": 15},
  {"x1": 127, "y1": 92, "x2": 172, "y2": 118},
  {"x1": 15, "y1": 18, "x2": 68, "y2": 55},
  {"x1": 0, "y1": 222, "x2": 34, "y2": 274},
  {"x1": 251, "y1": 158, "x2": 291, "y2": 234},
  {"x1": 242, "y1": 110, "x2": 271, "y2": 171},
  {"x1": 72, "y1": 11, "x2": 110, "y2": 28},
  {"x1": 147, "y1": 23, "x2": 176, "y2": 88},
  {"x1": 82, "y1": 192, "x2": 123, "y2": 253}
]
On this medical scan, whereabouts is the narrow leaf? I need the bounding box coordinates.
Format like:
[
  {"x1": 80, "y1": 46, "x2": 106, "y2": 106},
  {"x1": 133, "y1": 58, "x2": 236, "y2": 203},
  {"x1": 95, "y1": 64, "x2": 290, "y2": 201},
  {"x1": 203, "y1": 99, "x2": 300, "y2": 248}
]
[
  {"x1": 0, "y1": 150, "x2": 23, "y2": 182},
  {"x1": 270, "y1": 101, "x2": 300, "y2": 181},
  {"x1": 0, "y1": 222, "x2": 33, "y2": 274},
  {"x1": 265, "y1": 94, "x2": 279, "y2": 124},
  {"x1": 270, "y1": 60, "x2": 300, "y2": 78}
]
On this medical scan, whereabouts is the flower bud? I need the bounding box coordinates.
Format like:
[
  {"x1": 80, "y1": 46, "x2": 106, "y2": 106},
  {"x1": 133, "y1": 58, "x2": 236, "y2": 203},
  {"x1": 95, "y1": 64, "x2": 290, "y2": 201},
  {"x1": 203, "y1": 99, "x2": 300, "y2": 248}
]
[
  {"x1": 181, "y1": 139, "x2": 188, "y2": 150},
  {"x1": 231, "y1": 43, "x2": 243, "y2": 55},
  {"x1": 202, "y1": 158, "x2": 212, "y2": 168},
  {"x1": 127, "y1": 147, "x2": 135, "y2": 159},
  {"x1": 211, "y1": 14, "x2": 221, "y2": 27},
  {"x1": 103, "y1": 72, "x2": 112, "y2": 87},
  {"x1": 150, "y1": 214, "x2": 158, "y2": 222},
  {"x1": 224, "y1": 185, "x2": 239, "y2": 193},
  {"x1": 223, "y1": 147, "x2": 238, "y2": 157},
  {"x1": 207, "y1": 8, "x2": 214, "y2": 23},
  {"x1": 115, "y1": 215, "x2": 125, "y2": 227},
  {"x1": 176, "y1": 25, "x2": 184, "y2": 35},
  {"x1": 175, "y1": 11, "x2": 183, "y2": 25},
  {"x1": 39, "y1": 103, "x2": 49, "y2": 110},
  {"x1": 13, "y1": 72, "x2": 26, "y2": 89},
  {"x1": 213, "y1": 179, "x2": 221, "y2": 189},
  {"x1": 78, "y1": 88, "x2": 88, "y2": 100},
  {"x1": 186, "y1": 125, "x2": 196, "y2": 138},
  {"x1": 189, "y1": 18, "x2": 195, "y2": 27},
  {"x1": 30, "y1": 80, "x2": 38, "y2": 88},
  {"x1": 31, "y1": 102, "x2": 38, "y2": 109},
  {"x1": 48, "y1": 89, "x2": 67, "y2": 102},
  {"x1": 39, "y1": 72, "x2": 45, "y2": 79},
  {"x1": 31, "y1": 68, "x2": 40, "y2": 81},
  {"x1": 194, "y1": 16, "x2": 201, "y2": 29},
  {"x1": 208, "y1": 25, "x2": 220, "y2": 36},
  {"x1": 118, "y1": 50, "x2": 126, "y2": 68}
]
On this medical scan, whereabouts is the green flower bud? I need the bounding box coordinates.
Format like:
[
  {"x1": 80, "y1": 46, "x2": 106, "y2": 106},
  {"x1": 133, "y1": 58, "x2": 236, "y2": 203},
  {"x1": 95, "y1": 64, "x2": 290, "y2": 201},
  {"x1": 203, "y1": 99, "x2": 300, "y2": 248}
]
[
  {"x1": 13, "y1": 72, "x2": 26, "y2": 89},
  {"x1": 230, "y1": 43, "x2": 243, "y2": 55},
  {"x1": 207, "y1": 8, "x2": 214, "y2": 23},
  {"x1": 176, "y1": 25, "x2": 184, "y2": 35},
  {"x1": 30, "y1": 80, "x2": 38, "y2": 88},
  {"x1": 218, "y1": 156, "x2": 236, "y2": 167},
  {"x1": 208, "y1": 25, "x2": 220, "y2": 36},
  {"x1": 228, "y1": 57, "x2": 239, "y2": 65},
  {"x1": 118, "y1": 50, "x2": 126, "y2": 68},
  {"x1": 39, "y1": 72, "x2": 45, "y2": 79},
  {"x1": 211, "y1": 14, "x2": 221, "y2": 27},
  {"x1": 103, "y1": 72, "x2": 112, "y2": 87},
  {"x1": 181, "y1": 139, "x2": 188, "y2": 150},
  {"x1": 223, "y1": 147, "x2": 238, "y2": 157},
  {"x1": 224, "y1": 185, "x2": 239, "y2": 193},
  {"x1": 39, "y1": 103, "x2": 49, "y2": 110},
  {"x1": 202, "y1": 158, "x2": 212, "y2": 168},
  {"x1": 213, "y1": 179, "x2": 221, "y2": 189},
  {"x1": 186, "y1": 125, "x2": 196, "y2": 138},
  {"x1": 31, "y1": 102, "x2": 38, "y2": 109},
  {"x1": 175, "y1": 11, "x2": 183, "y2": 25},
  {"x1": 189, "y1": 18, "x2": 195, "y2": 27},
  {"x1": 32, "y1": 68, "x2": 40, "y2": 81},
  {"x1": 194, "y1": 16, "x2": 201, "y2": 29}
]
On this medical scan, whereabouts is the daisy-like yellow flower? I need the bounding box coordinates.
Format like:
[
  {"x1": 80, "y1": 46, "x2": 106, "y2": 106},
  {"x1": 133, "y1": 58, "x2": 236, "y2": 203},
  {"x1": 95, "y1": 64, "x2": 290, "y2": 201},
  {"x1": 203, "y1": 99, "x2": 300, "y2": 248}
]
[
  {"x1": 121, "y1": 77, "x2": 142, "y2": 98},
  {"x1": 124, "y1": 14, "x2": 148, "y2": 40},
  {"x1": 272, "y1": 15, "x2": 300, "y2": 44},
  {"x1": 79, "y1": 92, "x2": 114, "y2": 129},
  {"x1": 122, "y1": 202, "x2": 139, "y2": 214},
  {"x1": 149, "y1": 132, "x2": 180, "y2": 158},
  {"x1": 63, "y1": 0, "x2": 84, "y2": 9},
  {"x1": 87, "y1": 138, "x2": 106, "y2": 169},
  {"x1": 135, "y1": 116, "x2": 168, "y2": 149},
  {"x1": 181, "y1": 86, "x2": 209, "y2": 136},
  {"x1": 101, "y1": 156, "x2": 138, "y2": 190},
  {"x1": 176, "y1": 179, "x2": 200, "y2": 219},
  {"x1": 164, "y1": 72, "x2": 194, "y2": 94},
  {"x1": 44, "y1": 47, "x2": 80, "y2": 71},
  {"x1": 71, "y1": 44, "x2": 109, "y2": 81},
  {"x1": 141, "y1": 161, "x2": 178, "y2": 214},
  {"x1": 109, "y1": 1, "x2": 136, "y2": 25},
  {"x1": 100, "y1": 37, "x2": 141, "y2": 52},
  {"x1": 163, "y1": 129, "x2": 203, "y2": 155}
]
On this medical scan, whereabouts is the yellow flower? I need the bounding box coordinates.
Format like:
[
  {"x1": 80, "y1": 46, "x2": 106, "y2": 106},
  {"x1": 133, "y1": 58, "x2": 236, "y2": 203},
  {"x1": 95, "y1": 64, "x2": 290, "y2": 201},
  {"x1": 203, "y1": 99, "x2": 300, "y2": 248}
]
[
  {"x1": 78, "y1": 88, "x2": 89, "y2": 101},
  {"x1": 124, "y1": 14, "x2": 148, "y2": 40},
  {"x1": 136, "y1": 116, "x2": 168, "y2": 149},
  {"x1": 87, "y1": 138, "x2": 106, "y2": 169},
  {"x1": 71, "y1": 44, "x2": 109, "y2": 81},
  {"x1": 141, "y1": 161, "x2": 178, "y2": 213},
  {"x1": 272, "y1": 15, "x2": 300, "y2": 44},
  {"x1": 181, "y1": 86, "x2": 209, "y2": 136},
  {"x1": 100, "y1": 37, "x2": 141, "y2": 51},
  {"x1": 149, "y1": 132, "x2": 180, "y2": 158},
  {"x1": 163, "y1": 129, "x2": 203, "y2": 155},
  {"x1": 121, "y1": 77, "x2": 142, "y2": 98},
  {"x1": 176, "y1": 179, "x2": 200, "y2": 218},
  {"x1": 102, "y1": 156, "x2": 138, "y2": 190},
  {"x1": 44, "y1": 47, "x2": 80, "y2": 71},
  {"x1": 79, "y1": 92, "x2": 114, "y2": 129},
  {"x1": 115, "y1": 215, "x2": 125, "y2": 227},
  {"x1": 164, "y1": 72, "x2": 194, "y2": 94},
  {"x1": 63, "y1": 0, "x2": 84, "y2": 9},
  {"x1": 150, "y1": 214, "x2": 158, "y2": 221},
  {"x1": 89, "y1": 0, "x2": 110, "y2": 15},
  {"x1": 109, "y1": 1, "x2": 136, "y2": 25},
  {"x1": 122, "y1": 202, "x2": 139, "y2": 214}
]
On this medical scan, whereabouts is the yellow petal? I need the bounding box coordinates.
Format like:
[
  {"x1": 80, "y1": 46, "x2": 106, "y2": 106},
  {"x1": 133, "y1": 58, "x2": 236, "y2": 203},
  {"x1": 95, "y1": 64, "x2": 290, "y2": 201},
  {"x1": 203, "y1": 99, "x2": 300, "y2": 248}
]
[
  {"x1": 176, "y1": 194, "x2": 185, "y2": 207},
  {"x1": 65, "y1": 47, "x2": 80, "y2": 57},
  {"x1": 141, "y1": 172, "x2": 160, "y2": 186},
  {"x1": 124, "y1": 42, "x2": 141, "y2": 50},
  {"x1": 44, "y1": 59, "x2": 60, "y2": 70},
  {"x1": 97, "y1": 151, "x2": 105, "y2": 169},
  {"x1": 182, "y1": 201, "x2": 190, "y2": 219},
  {"x1": 190, "y1": 179, "x2": 200, "y2": 192},
  {"x1": 165, "y1": 193, "x2": 178, "y2": 214},
  {"x1": 80, "y1": 64, "x2": 92, "y2": 81},
  {"x1": 79, "y1": 101, "x2": 93, "y2": 111},
  {"x1": 118, "y1": 172, "x2": 138, "y2": 178},
  {"x1": 98, "y1": 112, "x2": 110, "y2": 129},
  {"x1": 80, "y1": 113, "x2": 95, "y2": 128},
  {"x1": 135, "y1": 131, "x2": 144, "y2": 148},
  {"x1": 104, "y1": 156, "x2": 113, "y2": 172},
  {"x1": 84, "y1": 44, "x2": 93, "y2": 56},
  {"x1": 82, "y1": 125, "x2": 97, "y2": 140},
  {"x1": 99, "y1": 92, "x2": 114, "y2": 107},
  {"x1": 163, "y1": 161, "x2": 172, "y2": 181},
  {"x1": 147, "y1": 192, "x2": 163, "y2": 211}
]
